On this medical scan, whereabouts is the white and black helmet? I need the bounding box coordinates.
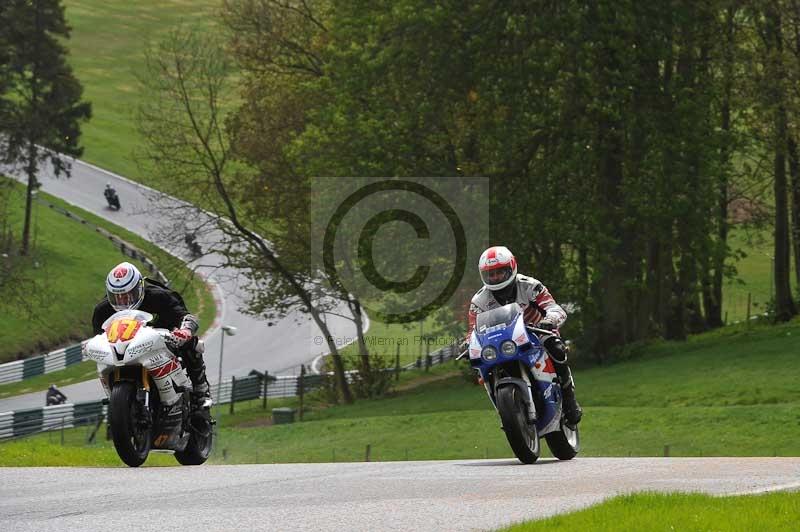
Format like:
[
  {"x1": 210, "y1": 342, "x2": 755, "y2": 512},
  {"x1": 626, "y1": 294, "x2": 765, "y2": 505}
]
[{"x1": 105, "y1": 262, "x2": 145, "y2": 311}]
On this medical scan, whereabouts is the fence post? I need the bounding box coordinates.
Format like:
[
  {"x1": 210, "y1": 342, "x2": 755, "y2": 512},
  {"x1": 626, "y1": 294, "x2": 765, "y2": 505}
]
[
  {"x1": 60, "y1": 416, "x2": 65, "y2": 446},
  {"x1": 425, "y1": 343, "x2": 431, "y2": 371},
  {"x1": 365, "y1": 443, "x2": 371, "y2": 462},
  {"x1": 746, "y1": 292, "x2": 751, "y2": 326},
  {"x1": 299, "y1": 365, "x2": 306, "y2": 421},
  {"x1": 395, "y1": 344, "x2": 401, "y2": 381},
  {"x1": 230, "y1": 376, "x2": 236, "y2": 415},
  {"x1": 262, "y1": 370, "x2": 269, "y2": 410}
]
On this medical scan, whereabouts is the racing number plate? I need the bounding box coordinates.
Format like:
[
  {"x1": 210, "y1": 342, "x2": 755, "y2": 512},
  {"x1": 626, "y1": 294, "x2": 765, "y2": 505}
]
[{"x1": 106, "y1": 319, "x2": 142, "y2": 343}]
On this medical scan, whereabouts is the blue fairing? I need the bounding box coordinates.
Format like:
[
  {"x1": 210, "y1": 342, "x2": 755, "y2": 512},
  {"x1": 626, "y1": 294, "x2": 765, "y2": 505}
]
[{"x1": 471, "y1": 308, "x2": 561, "y2": 431}]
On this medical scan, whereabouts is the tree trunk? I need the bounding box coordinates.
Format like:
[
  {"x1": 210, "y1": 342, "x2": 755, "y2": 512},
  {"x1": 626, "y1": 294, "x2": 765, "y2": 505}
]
[
  {"x1": 789, "y1": 135, "x2": 800, "y2": 290},
  {"x1": 765, "y1": 6, "x2": 797, "y2": 321},
  {"x1": 20, "y1": 142, "x2": 38, "y2": 256},
  {"x1": 350, "y1": 298, "x2": 371, "y2": 374},
  {"x1": 705, "y1": 3, "x2": 736, "y2": 329}
]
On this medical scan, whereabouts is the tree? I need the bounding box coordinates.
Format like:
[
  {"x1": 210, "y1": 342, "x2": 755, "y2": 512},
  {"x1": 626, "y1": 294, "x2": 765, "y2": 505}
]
[
  {"x1": 0, "y1": 0, "x2": 91, "y2": 256},
  {"x1": 754, "y1": 2, "x2": 797, "y2": 320},
  {"x1": 137, "y1": 27, "x2": 354, "y2": 402}
]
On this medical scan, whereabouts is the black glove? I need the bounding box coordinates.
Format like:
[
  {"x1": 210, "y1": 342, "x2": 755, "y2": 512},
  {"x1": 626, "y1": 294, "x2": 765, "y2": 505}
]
[{"x1": 536, "y1": 321, "x2": 556, "y2": 331}]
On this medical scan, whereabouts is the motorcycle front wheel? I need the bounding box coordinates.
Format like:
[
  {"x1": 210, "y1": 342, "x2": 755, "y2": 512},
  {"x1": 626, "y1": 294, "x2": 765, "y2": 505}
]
[
  {"x1": 110, "y1": 381, "x2": 151, "y2": 467},
  {"x1": 496, "y1": 385, "x2": 540, "y2": 464}
]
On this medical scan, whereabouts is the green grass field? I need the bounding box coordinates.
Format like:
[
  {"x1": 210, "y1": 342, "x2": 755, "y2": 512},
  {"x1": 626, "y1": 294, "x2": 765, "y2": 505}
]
[
  {"x1": 2, "y1": 315, "x2": 798, "y2": 466},
  {"x1": 0, "y1": 178, "x2": 215, "y2": 372},
  {"x1": 501, "y1": 491, "x2": 800, "y2": 531},
  {"x1": 723, "y1": 227, "x2": 797, "y2": 323},
  {"x1": 63, "y1": 0, "x2": 221, "y2": 182}
]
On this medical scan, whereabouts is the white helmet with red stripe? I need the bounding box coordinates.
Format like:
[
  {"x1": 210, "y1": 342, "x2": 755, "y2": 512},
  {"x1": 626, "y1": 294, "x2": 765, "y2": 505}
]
[
  {"x1": 478, "y1": 246, "x2": 517, "y2": 291},
  {"x1": 106, "y1": 262, "x2": 145, "y2": 311}
]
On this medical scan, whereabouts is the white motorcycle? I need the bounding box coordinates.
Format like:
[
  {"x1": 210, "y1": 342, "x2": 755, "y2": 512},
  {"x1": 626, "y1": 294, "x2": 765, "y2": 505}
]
[{"x1": 84, "y1": 309, "x2": 214, "y2": 467}]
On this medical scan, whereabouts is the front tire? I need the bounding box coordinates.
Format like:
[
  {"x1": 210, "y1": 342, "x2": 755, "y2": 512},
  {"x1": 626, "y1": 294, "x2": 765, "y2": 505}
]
[
  {"x1": 110, "y1": 381, "x2": 151, "y2": 467},
  {"x1": 496, "y1": 385, "x2": 540, "y2": 464}
]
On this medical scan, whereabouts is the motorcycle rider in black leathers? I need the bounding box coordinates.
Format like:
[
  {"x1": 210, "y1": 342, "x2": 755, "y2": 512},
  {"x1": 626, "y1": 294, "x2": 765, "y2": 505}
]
[
  {"x1": 46, "y1": 384, "x2": 67, "y2": 406},
  {"x1": 92, "y1": 262, "x2": 212, "y2": 410}
]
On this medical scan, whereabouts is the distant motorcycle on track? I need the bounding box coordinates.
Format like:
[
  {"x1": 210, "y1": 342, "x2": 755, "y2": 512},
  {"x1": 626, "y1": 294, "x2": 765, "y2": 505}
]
[
  {"x1": 84, "y1": 309, "x2": 214, "y2": 467},
  {"x1": 104, "y1": 184, "x2": 121, "y2": 211},
  {"x1": 460, "y1": 303, "x2": 580, "y2": 464}
]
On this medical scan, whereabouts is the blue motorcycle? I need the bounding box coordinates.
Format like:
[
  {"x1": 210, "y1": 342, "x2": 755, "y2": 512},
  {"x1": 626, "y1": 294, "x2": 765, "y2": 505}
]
[{"x1": 463, "y1": 303, "x2": 580, "y2": 464}]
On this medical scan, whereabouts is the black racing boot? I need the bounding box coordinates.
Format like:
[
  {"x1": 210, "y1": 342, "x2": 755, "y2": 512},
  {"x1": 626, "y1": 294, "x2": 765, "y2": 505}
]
[
  {"x1": 181, "y1": 340, "x2": 212, "y2": 410},
  {"x1": 560, "y1": 380, "x2": 582, "y2": 427},
  {"x1": 553, "y1": 363, "x2": 582, "y2": 427}
]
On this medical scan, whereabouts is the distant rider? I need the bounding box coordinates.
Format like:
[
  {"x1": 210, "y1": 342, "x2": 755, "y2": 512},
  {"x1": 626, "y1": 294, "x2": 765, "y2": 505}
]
[
  {"x1": 91, "y1": 262, "x2": 212, "y2": 410},
  {"x1": 467, "y1": 246, "x2": 582, "y2": 426},
  {"x1": 103, "y1": 183, "x2": 116, "y2": 201},
  {"x1": 45, "y1": 384, "x2": 67, "y2": 406}
]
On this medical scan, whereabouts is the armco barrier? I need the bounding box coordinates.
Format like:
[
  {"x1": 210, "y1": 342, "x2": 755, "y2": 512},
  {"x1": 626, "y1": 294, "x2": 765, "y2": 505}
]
[
  {"x1": 0, "y1": 411, "x2": 13, "y2": 439},
  {"x1": 13, "y1": 408, "x2": 43, "y2": 437},
  {"x1": 0, "y1": 340, "x2": 89, "y2": 386}
]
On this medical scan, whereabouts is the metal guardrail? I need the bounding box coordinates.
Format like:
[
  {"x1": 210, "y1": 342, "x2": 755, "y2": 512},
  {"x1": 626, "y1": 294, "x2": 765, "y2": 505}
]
[
  {"x1": 0, "y1": 400, "x2": 107, "y2": 441},
  {"x1": 0, "y1": 341, "x2": 87, "y2": 385},
  {"x1": 0, "y1": 344, "x2": 459, "y2": 441}
]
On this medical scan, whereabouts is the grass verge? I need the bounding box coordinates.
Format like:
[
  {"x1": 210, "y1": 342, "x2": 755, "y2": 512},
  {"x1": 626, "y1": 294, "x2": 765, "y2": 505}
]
[{"x1": 500, "y1": 491, "x2": 800, "y2": 531}]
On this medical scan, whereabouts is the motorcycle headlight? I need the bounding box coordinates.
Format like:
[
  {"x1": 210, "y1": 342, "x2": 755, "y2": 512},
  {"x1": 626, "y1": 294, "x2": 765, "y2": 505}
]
[
  {"x1": 501, "y1": 340, "x2": 517, "y2": 356},
  {"x1": 481, "y1": 346, "x2": 498, "y2": 361}
]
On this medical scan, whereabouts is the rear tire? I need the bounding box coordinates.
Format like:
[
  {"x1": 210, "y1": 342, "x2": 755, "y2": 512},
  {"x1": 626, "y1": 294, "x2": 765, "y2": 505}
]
[
  {"x1": 545, "y1": 420, "x2": 580, "y2": 460},
  {"x1": 174, "y1": 415, "x2": 213, "y2": 465},
  {"x1": 496, "y1": 385, "x2": 540, "y2": 464},
  {"x1": 110, "y1": 381, "x2": 151, "y2": 467}
]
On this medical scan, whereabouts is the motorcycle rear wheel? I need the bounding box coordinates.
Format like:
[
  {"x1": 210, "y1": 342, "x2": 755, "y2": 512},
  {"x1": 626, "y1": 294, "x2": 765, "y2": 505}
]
[
  {"x1": 174, "y1": 415, "x2": 214, "y2": 466},
  {"x1": 110, "y1": 381, "x2": 151, "y2": 467},
  {"x1": 497, "y1": 385, "x2": 540, "y2": 464},
  {"x1": 545, "y1": 419, "x2": 580, "y2": 460}
]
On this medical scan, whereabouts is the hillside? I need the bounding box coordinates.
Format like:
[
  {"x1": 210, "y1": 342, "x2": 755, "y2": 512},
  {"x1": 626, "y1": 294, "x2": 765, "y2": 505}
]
[{"x1": 0, "y1": 178, "x2": 215, "y2": 363}]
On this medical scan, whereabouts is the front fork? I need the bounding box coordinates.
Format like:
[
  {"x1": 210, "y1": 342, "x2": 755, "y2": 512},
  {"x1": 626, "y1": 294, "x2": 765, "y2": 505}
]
[{"x1": 482, "y1": 361, "x2": 538, "y2": 424}]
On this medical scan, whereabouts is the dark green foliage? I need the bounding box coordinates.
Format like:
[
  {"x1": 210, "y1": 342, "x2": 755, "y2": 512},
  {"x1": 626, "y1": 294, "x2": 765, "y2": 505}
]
[{"x1": 220, "y1": 0, "x2": 800, "y2": 361}]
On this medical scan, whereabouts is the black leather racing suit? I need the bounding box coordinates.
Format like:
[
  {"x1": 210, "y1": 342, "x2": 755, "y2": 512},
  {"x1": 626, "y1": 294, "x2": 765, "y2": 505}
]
[{"x1": 91, "y1": 280, "x2": 209, "y2": 396}]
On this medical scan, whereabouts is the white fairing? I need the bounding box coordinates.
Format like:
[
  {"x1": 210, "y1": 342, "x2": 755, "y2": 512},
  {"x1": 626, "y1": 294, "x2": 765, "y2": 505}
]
[
  {"x1": 86, "y1": 310, "x2": 191, "y2": 406},
  {"x1": 511, "y1": 314, "x2": 527, "y2": 346},
  {"x1": 468, "y1": 330, "x2": 482, "y2": 360}
]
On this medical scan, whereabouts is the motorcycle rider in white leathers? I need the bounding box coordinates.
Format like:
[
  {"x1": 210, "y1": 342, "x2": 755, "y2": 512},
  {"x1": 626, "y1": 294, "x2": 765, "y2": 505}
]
[{"x1": 467, "y1": 246, "x2": 582, "y2": 426}]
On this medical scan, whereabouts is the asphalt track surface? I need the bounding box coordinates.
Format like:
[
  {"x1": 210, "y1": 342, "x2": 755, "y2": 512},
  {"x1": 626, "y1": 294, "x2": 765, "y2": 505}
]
[
  {"x1": 1, "y1": 159, "x2": 356, "y2": 412},
  {"x1": 1, "y1": 457, "x2": 799, "y2": 531}
]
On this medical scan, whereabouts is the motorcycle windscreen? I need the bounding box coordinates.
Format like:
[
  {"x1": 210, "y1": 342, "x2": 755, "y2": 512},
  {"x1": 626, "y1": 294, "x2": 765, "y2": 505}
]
[
  {"x1": 100, "y1": 309, "x2": 154, "y2": 332},
  {"x1": 475, "y1": 303, "x2": 521, "y2": 334}
]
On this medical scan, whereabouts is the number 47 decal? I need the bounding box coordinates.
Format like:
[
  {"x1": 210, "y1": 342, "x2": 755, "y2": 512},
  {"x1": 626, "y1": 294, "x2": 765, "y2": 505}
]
[{"x1": 107, "y1": 319, "x2": 142, "y2": 343}]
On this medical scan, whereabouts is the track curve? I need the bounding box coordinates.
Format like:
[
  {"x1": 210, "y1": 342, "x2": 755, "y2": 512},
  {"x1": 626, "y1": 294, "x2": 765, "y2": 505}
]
[{"x1": 0, "y1": 159, "x2": 356, "y2": 411}]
